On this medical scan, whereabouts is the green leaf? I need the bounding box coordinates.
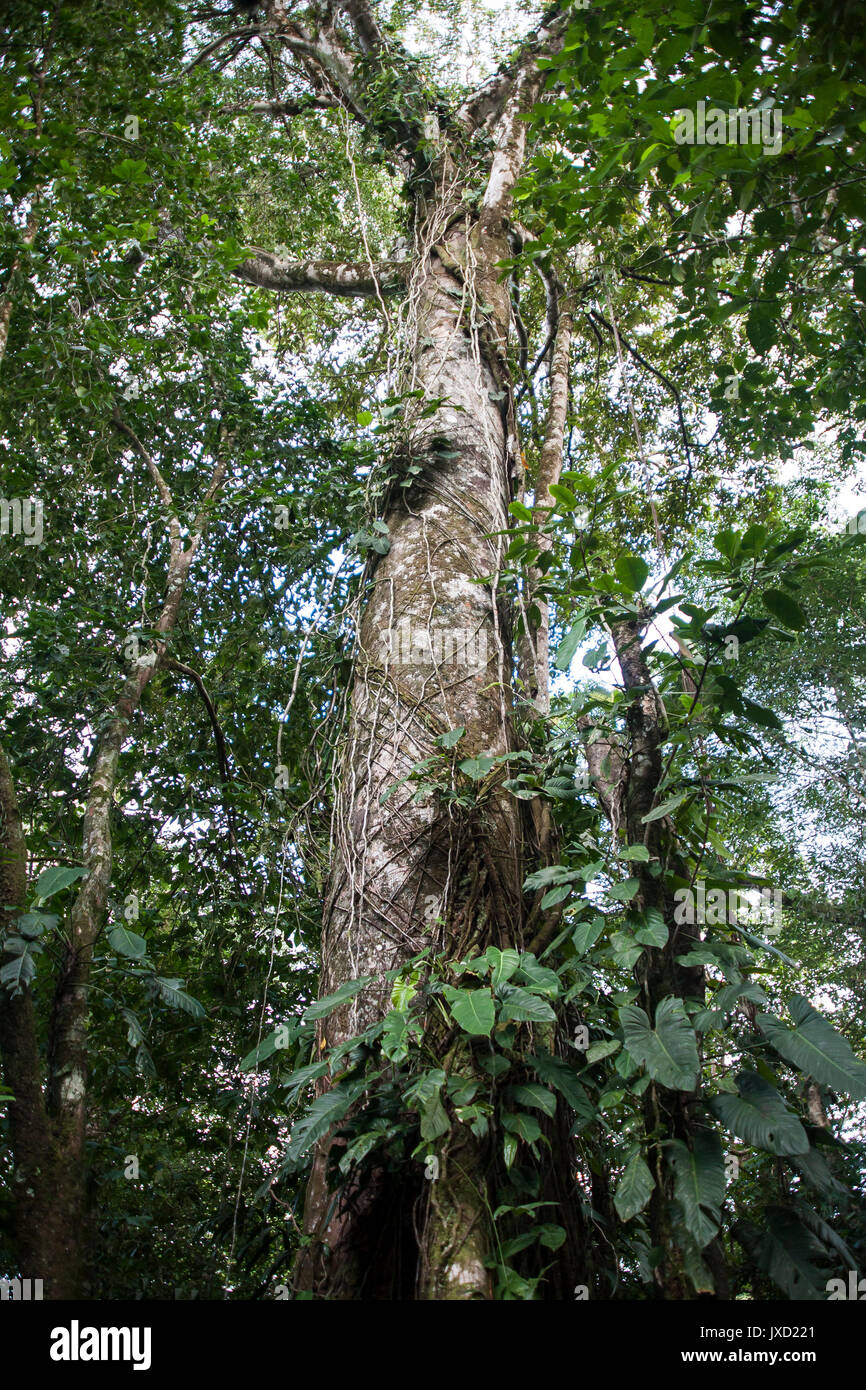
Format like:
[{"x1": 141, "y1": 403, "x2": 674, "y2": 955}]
[
  {"x1": 713, "y1": 528, "x2": 741, "y2": 562},
  {"x1": 613, "y1": 1153, "x2": 655, "y2": 1222},
  {"x1": 35, "y1": 865, "x2": 87, "y2": 900},
  {"x1": 284, "y1": 1085, "x2": 359, "y2": 1165},
  {"x1": 708, "y1": 1071, "x2": 809, "y2": 1155},
  {"x1": 108, "y1": 925, "x2": 147, "y2": 960},
  {"x1": 620, "y1": 997, "x2": 699, "y2": 1090},
  {"x1": 459, "y1": 755, "x2": 496, "y2": 781},
  {"x1": 498, "y1": 986, "x2": 556, "y2": 1025},
  {"x1": 517, "y1": 957, "x2": 560, "y2": 996},
  {"x1": 442, "y1": 985, "x2": 495, "y2": 1036},
  {"x1": 501, "y1": 1111, "x2": 543, "y2": 1144},
  {"x1": 436, "y1": 726, "x2": 466, "y2": 749},
  {"x1": 757, "y1": 995, "x2": 866, "y2": 1101},
  {"x1": 0, "y1": 948, "x2": 37, "y2": 993},
  {"x1": 483, "y1": 946, "x2": 520, "y2": 985},
  {"x1": 240, "y1": 1026, "x2": 295, "y2": 1072},
  {"x1": 507, "y1": 1083, "x2": 556, "y2": 1118},
  {"x1": 667, "y1": 1133, "x2": 725, "y2": 1249},
  {"x1": 526, "y1": 1051, "x2": 593, "y2": 1118},
  {"x1": 508, "y1": 500, "x2": 533, "y2": 523},
  {"x1": 119, "y1": 1006, "x2": 145, "y2": 1047},
  {"x1": 540, "y1": 882, "x2": 572, "y2": 909},
  {"x1": 554, "y1": 619, "x2": 585, "y2": 671},
  {"x1": 304, "y1": 975, "x2": 373, "y2": 1022},
  {"x1": 614, "y1": 553, "x2": 650, "y2": 591},
  {"x1": 746, "y1": 306, "x2": 775, "y2": 355},
  {"x1": 572, "y1": 917, "x2": 604, "y2": 955},
  {"x1": 641, "y1": 791, "x2": 689, "y2": 823},
  {"x1": 150, "y1": 977, "x2": 206, "y2": 1020},
  {"x1": 761, "y1": 588, "x2": 806, "y2": 630},
  {"x1": 633, "y1": 907, "x2": 668, "y2": 948},
  {"x1": 620, "y1": 843, "x2": 650, "y2": 862},
  {"x1": 734, "y1": 1208, "x2": 825, "y2": 1300},
  {"x1": 283, "y1": 1060, "x2": 329, "y2": 1099},
  {"x1": 608, "y1": 877, "x2": 640, "y2": 903},
  {"x1": 549, "y1": 482, "x2": 578, "y2": 510},
  {"x1": 420, "y1": 1093, "x2": 450, "y2": 1141}
]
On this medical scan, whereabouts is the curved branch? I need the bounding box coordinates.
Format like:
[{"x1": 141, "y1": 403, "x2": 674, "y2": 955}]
[
  {"x1": 335, "y1": 0, "x2": 386, "y2": 55},
  {"x1": 182, "y1": 26, "x2": 260, "y2": 73},
  {"x1": 455, "y1": 1, "x2": 570, "y2": 137}
]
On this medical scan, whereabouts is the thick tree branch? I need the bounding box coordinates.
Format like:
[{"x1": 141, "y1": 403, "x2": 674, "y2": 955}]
[
  {"x1": 221, "y1": 96, "x2": 335, "y2": 116},
  {"x1": 234, "y1": 250, "x2": 407, "y2": 297},
  {"x1": 456, "y1": 1, "x2": 569, "y2": 137},
  {"x1": 335, "y1": 0, "x2": 387, "y2": 55}
]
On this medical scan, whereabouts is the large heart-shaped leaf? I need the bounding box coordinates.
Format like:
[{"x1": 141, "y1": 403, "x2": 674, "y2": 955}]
[
  {"x1": 484, "y1": 947, "x2": 520, "y2": 985},
  {"x1": 442, "y1": 985, "x2": 495, "y2": 1036},
  {"x1": 498, "y1": 986, "x2": 556, "y2": 1025},
  {"x1": 620, "y1": 997, "x2": 699, "y2": 1090},
  {"x1": 108, "y1": 925, "x2": 147, "y2": 960},
  {"x1": 757, "y1": 995, "x2": 866, "y2": 1101},
  {"x1": 615, "y1": 553, "x2": 650, "y2": 592},
  {"x1": 35, "y1": 865, "x2": 87, "y2": 900},
  {"x1": 708, "y1": 1071, "x2": 809, "y2": 1155}
]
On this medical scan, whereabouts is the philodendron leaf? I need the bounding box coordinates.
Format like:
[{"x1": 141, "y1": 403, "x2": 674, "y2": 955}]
[
  {"x1": 757, "y1": 995, "x2": 866, "y2": 1101},
  {"x1": 483, "y1": 946, "x2": 520, "y2": 985},
  {"x1": 667, "y1": 1132, "x2": 726, "y2": 1249},
  {"x1": 620, "y1": 997, "x2": 699, "y2": 1091},
  {"x1": 615, "y1": 553, "x2": 650, "y2": 592},
  {"x1": 733, "y1": 1207, "x2": 825, "y2": 1301},
  {"x1": 35, "y1": 865, "x2": 87, "y2": 900},
  {"x1": 613, "y1": 1153, "x2": 655, "y2": 1222},
  {"x1": 708, "y1": 1071, "x2": 809, "y2": 1156},
  {"x1": 108, "y1": 925, "x2": 147, "y2": 959},
  {"x1": 497, "y1": 985, "x2": 556, "y2": 1025},
  {"x1": 442, "y1": 985, "x2": 495, "y2": 1036}
]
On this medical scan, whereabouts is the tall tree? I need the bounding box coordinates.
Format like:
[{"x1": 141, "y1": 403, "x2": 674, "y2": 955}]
[{"x1": 2, "y1": 0, "x2": 865, "y2": 1303}]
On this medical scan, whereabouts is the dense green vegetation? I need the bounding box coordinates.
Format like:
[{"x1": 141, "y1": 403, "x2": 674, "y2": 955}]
[{"x1": 1, "y1": 0, "x2": 864, "y2": 1302}]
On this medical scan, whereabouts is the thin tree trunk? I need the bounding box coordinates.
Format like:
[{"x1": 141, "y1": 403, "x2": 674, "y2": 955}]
[
  {"x1": 0, "y1": 413, "x2": 228, "y2": 1295},
  {"x1": 0, "y1": 744, "x2": 76, "y2": 1293}
]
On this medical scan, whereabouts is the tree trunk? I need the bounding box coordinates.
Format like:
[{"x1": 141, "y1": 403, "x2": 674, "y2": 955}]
[
  {"x1": 0, "y1": 744, "x2": 79, "y2": 1296},
  {"x1": 297, "y1": 186, "x2": 528, "y2": 1298}
]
